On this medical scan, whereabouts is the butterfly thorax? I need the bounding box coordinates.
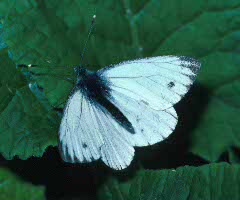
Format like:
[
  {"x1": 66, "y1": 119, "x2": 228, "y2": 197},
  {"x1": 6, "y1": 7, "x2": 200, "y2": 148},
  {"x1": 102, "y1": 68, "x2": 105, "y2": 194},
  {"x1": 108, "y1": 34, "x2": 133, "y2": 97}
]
[
  {"x1": 76, "y1": 68, "x2": 90, "y2": 81},
  {"x1": 76, "y1": 68, "x2": 110, "y2": 100}
]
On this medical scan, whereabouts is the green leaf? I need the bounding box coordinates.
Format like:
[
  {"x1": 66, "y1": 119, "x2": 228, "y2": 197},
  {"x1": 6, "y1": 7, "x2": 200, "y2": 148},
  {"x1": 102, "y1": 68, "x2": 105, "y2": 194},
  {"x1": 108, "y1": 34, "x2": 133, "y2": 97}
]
[
  {"x1": 98, "y1": 163, "x2": 240, "y2": 200},
  {"x1": 0, "y1": 52, "x2": 59, "y2": 159},
  {"x1": 2, "y1": 0, "x2": 136, "y2": 67},
  {"x1": 16, "y1": 64, "x2": 75, "y2": 108},
  {"x1": 1, "y1": 1, "x2": 240, "y2": 161},
  {"x1": 0, "y1": 167, "x2": 45, "y2": 200},
  {"x1": 191, "y1": 54, "x2": 240, "y2": 161}
]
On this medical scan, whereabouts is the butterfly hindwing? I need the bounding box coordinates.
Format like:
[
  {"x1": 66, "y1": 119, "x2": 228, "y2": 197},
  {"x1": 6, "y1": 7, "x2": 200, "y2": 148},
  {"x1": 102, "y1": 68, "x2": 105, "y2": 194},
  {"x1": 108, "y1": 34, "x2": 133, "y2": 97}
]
[{"x1": 104, "y1": 89, "x2": 178, "y2": 147}]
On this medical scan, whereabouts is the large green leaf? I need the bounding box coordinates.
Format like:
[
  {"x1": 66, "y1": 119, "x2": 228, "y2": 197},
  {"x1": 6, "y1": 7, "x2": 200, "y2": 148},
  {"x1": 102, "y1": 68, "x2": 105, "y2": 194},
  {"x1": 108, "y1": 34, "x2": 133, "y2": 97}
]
[
  {"x1": 98, "y1": 163, "x2": 240, "y2": 200},
  {"x1": 0, "y1": 0, "x2": 240, "y2": 162},
  {"x1": 0, "y1": 167, "x2": 45, "y2": 200},
  {"x1": 0, "y1": 52, "x2": 59, "y2": 159},
  {"x1": 190, "y1": 76, "x2": 240, "y2": 161}
]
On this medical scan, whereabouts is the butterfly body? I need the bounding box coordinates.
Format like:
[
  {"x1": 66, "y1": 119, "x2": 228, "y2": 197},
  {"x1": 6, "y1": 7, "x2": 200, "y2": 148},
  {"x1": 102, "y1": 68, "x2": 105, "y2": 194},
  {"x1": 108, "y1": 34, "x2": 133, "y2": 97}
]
[
  {"x1": 59, "y1": 56, "x2": 201, "y2": 170},
  {"x1": 76, "y1": 68, "x2": 110, "y2": 101}
]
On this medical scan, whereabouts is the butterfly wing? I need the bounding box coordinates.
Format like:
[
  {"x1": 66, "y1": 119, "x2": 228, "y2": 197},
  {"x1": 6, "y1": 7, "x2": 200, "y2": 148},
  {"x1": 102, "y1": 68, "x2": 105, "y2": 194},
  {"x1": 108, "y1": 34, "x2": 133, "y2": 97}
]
[
  {"x1": 59, "y1": 89, "x2": 134, "y2": 170},
  {"x1": 97, "y1": 56, "x2": 200, "y2": 147},
  {"x1": 102, "y1": 90, "x2": 178, "y2": 147},
  {"x1": 98, "y1": 56, "x2": 201, "y2": 110},
  {"x1": 59, "y1": 90, "x2": 103, "y2": 163}
]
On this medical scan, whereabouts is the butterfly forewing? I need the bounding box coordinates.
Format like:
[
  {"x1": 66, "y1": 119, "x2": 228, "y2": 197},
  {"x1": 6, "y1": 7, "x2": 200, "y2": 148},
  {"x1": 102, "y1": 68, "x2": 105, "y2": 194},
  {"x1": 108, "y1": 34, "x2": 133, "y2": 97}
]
[{"x1": 99, "y1": 56, "x2": 201, "y2": 110}]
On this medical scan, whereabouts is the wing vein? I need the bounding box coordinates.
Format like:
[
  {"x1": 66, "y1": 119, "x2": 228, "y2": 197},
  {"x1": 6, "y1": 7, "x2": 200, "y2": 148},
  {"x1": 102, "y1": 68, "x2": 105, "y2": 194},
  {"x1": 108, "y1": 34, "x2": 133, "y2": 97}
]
[{"x1": 108, "y1": 73, "x2": 191, "y2": 86}]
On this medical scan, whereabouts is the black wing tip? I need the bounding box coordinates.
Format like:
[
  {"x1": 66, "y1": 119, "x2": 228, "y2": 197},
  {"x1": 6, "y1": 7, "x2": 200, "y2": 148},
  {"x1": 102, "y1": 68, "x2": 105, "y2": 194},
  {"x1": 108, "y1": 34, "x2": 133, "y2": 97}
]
[{"x1": 179, "y1": 56, "x2": 201, "y2": 74}]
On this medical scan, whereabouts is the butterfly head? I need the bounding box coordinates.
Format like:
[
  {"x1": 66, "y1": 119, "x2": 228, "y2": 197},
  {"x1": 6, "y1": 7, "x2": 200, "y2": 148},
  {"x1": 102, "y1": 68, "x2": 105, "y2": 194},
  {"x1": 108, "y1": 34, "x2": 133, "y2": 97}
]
[{"x1": 75, "y1": 67, "x2": 88, "y2": 79}]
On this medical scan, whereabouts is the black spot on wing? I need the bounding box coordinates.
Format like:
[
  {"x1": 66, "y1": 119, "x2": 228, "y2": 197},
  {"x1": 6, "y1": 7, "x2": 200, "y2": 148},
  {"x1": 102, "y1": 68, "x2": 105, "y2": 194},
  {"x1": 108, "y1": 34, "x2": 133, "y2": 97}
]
[
  {"x1": 168, "y1": 81, "x2": 175, "y2": 88},
  {"x1": 82, "y1": 143, "x2": 88, "y2": 148},
  {"x1": 76, "y1": 69, "x2": 135, "y2": 134}
]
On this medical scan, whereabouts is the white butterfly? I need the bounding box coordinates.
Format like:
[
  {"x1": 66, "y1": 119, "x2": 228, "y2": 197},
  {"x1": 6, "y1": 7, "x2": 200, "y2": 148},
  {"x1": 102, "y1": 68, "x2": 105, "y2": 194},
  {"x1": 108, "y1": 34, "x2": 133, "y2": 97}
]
[{"x1": 58, "y1": 55, "x2": 201, "y2": 170}]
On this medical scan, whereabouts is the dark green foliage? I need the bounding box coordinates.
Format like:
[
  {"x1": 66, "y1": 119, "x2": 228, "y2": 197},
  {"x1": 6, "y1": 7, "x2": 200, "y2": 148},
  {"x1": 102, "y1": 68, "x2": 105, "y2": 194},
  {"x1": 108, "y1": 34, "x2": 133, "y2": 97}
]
[
  {"x1": 0, "y1": 53, "x2": 59, "y2": 160},
  {"x1": 0, "y1": 167, "x2": 45, "y2": 199},
  {"x1": 99, "y1": 163, "x2": 240, "y2": 200}
]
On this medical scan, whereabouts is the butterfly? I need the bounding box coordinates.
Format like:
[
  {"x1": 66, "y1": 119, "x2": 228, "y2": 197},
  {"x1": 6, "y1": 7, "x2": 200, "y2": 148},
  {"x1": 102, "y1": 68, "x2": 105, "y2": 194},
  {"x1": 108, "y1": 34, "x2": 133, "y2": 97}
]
[{"x1": 58, "y1": 55, "x2": 201, "y2": 170}]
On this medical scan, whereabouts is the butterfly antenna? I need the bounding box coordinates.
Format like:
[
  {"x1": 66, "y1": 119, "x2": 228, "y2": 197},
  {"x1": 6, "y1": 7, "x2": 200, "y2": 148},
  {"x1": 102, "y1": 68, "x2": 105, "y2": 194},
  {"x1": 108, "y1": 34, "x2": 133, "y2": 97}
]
[{"x1": 77, "y1": 15, "x2": 96, "y2": 77}]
